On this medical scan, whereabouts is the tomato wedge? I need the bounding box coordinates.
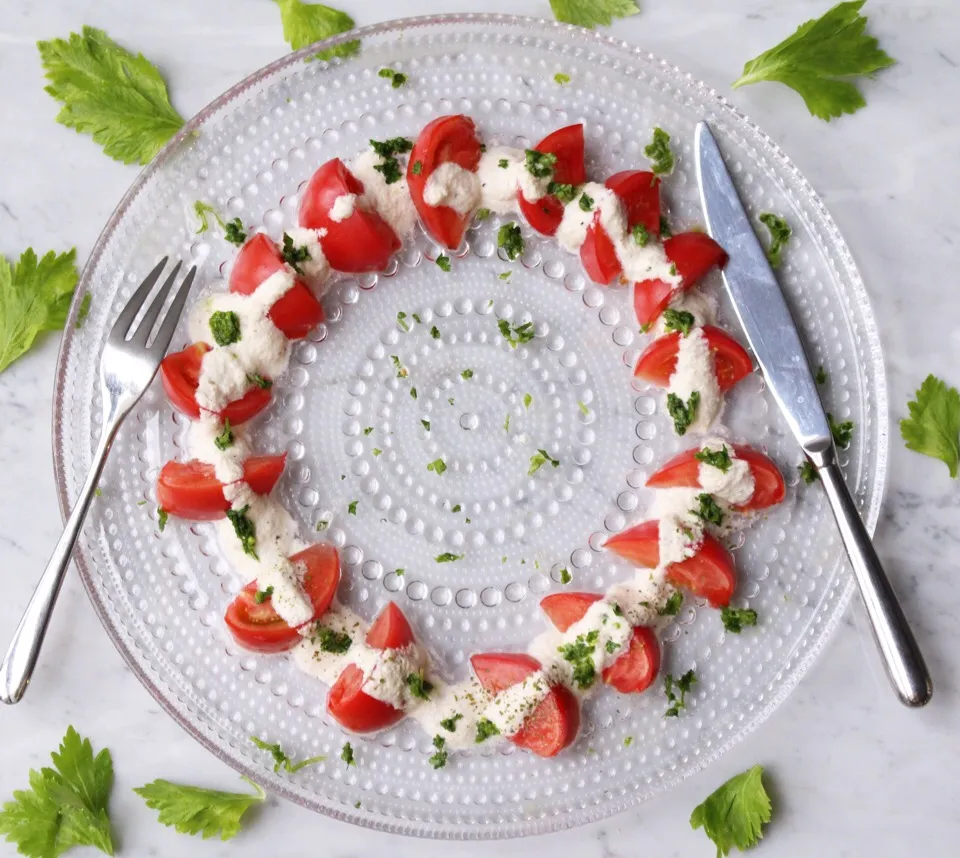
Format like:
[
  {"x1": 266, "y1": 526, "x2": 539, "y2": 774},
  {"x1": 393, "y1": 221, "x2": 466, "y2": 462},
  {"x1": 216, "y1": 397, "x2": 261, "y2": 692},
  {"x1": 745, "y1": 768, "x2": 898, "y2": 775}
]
[
  {"x1": 224, "y1": 543, "x2": 341, "y2": 652},
  {"x1": 470, "y1": 652, "x2": 580, "y2": 757},
  {"x1": 633, "y1": 325, "x2": 753, "y2": 392},
  {"x1": 540, "y1": 592, "x2": 602, "y2": 633},
  {"x1": 299, "y1": 158, "x2": 401, "y2": 272},
  {"x1": 580, "y1": 171, "x2": 661, "y2": 285},
  {"x1": 157, "y1": 455, "x2": 287, "y2": 520},
  {"x1": 646, "y1": 444, "x2": 785, "y2": 510},
  {"x1": 604, "y1": 521, "x2": 736, "y2": 607},
  {"x1": 229, "y1": 233, "x2": 324, "y2": 340},
  {"x1": 633, "y1": 232, "x2": 728, "y2": 327},
  {"x1": 327, "y1": 602, "x2": 415, "y2": 733},
  {"x1": 407, "y1": 114, "x2": 482, "y2": 249},
  {"x1": 160, "y1": 343, "x2": 272, "y2": 424},
  {"x1": 517, "y1": 124, "x2": 586, "y2": 236}
]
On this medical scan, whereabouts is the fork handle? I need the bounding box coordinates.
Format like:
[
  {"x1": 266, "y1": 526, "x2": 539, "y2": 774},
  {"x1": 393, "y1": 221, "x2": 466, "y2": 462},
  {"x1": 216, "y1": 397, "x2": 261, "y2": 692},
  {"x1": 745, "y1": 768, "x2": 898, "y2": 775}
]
[
  {"x1": 1, "y1": 422, "x2": 117, "y2": 704},
  {"x1": 818, "y1": 461, "x2": 932, "y2": 707}
]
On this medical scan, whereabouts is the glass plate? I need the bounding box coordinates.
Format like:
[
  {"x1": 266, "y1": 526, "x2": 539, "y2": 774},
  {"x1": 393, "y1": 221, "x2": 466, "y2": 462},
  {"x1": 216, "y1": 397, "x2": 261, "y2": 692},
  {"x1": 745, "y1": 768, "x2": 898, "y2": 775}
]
[{"x1": 53, "y1": 13, "x2": 887, "y2": 839}]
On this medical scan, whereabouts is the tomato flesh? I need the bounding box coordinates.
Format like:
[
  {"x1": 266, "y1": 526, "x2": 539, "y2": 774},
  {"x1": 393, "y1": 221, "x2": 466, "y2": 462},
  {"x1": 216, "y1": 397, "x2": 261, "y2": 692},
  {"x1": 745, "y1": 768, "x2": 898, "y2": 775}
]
[
  {"x1": 602, "y1": 626, "x2": 660, "y2": 694},
  {"x1": 471, "y1": 652, "x2": 541, "y2": 694},
  {"x1": 580, "y1": 217, "x2": 620, "y2": 285},
  {"x1": 539, "y1": 592, "x2": 602, "y2": 633},
  {"x1": 157, "y1": 454, "x2": 286, "y2": 520},
  {"x1": 224, "y1": 543, "x2": 341, "y2": 652},
  {"x1": 299, "y1": 158, "x2": 401, "y2": 272},
  {"x1": 603, "y1": 520, "x2": 661, "y2": 567},
  {"x1": 160, "y1": 343, "x2": 272, "y2": 424},
  {"x1": 365, "y1": 602, "x2": 415, "y2": 649},
  {"x1": 407, "y1": 115, "x2": 482, "y2": 249},
  {"x1": 633, "y1": 232, "x2": 728, "y2": 327},
  {"x1": 518, "y1": 124, "x2": 586, "y2": 235},
  {"x1": 633, "y1": 325, "x2": 753, "y2": 392}
]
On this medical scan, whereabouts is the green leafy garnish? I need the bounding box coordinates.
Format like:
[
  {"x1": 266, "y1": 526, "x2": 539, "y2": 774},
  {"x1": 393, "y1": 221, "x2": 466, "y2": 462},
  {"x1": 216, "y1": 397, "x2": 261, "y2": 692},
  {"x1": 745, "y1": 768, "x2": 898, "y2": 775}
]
[
  {"x1": 731, "y1": 0, "x2": 895, "y2": 121},
  {"x1": 213, "y1": 419, "x2": 234, "y2": 451},
  {"x1": 440, "y1": 713, "x2": 463, "y2": 732},
  {"x1": 554, "y1": 72, "x2": 571, "y2": 85},
  {"x1": 253, "y1": 586, "x2": 273, "y2": 605},
  {"x1": 798, "y1": 461, "x2": 819, "y2": 484},
  {"x1": 721, "y1": 607, "x2": 759, "y2": 634},
  {"x1": 524, "y1": 149, "x2": 557, "y2": 179},
  {"x1": 558, "y1": 630, "x2": 600, "y2": 689},
  {"x1": 369, "y1": 137, "x2": 412, "y2": 185},
  {"x1": 690, "y1": 765, "x2": 772, "y2": 857},
  {"x1": 828, "y1": 412, "x2": 854, "y2": 449},
  {"x1": 250, "y1": 736, "x2": 325, "y2": 774},
  {"x1": 498, "y1": 158, "x2": 509, "y2": 169},
  {"x1": 347, "y1": 500, "x2": 358, "y2": 515},
  {"x1": 371, "y1": 448, "x2": 382, "y2": 457},
  {"x1": 695, "y1": 445, "x2": 732, "y2": 472},
  {"x1": 312, "y1": 626, "x2": 352, "y2": 653},
  {"x1": 75, "y1": 293, "x2": 92, "y2": 329},
  {"x1": 157, "y1": 507, "x2": 168, "y2": 532},
  {"x1": 578, "y1": 192, "x2": 595, "y2": 212},
  {"x1": 659, "y1": 215, "x2": 672, "y2": 238},
  {"x1": 461, "y1": 369, "x2": 474, "y2": 380},
  {"x1": 815, "y1": 365, "x2": 828, "y2": 385},
  {"x1": 523, "y1": 393, "x2": 533, "y2": 409},
  {"x1": 758, "y1": 213, "x2": 792, "y2": 268},
  {"x1": 436, "y1": 255, "x2": 451, "y2": 272},
  {"x1": 340, "y1": 743, "x2": 356, "y2": 767},
  {"x1": 451, "y1": 504, "x2": 462, "y2": 512},
  {"x1": 435, "y1": 552, "x2": 464, "y2": 563},
  {"x1": 390, "y1": 355, "x2": 408, "y2": 378},
  {"x1": 315, "y1": 518, "x2": 329, "y2": 531},
  {"x1": 644, "y1": 127, "x2": 675, "y2": 176},
  {"x1": 0, "y1": 248, "x2": 78, "y2": 374},
  {"x1": 667, "y1": 391, "x2": 701, "y2": 436},
  {"x1": 578, "y1": 401, "x2": 589, "y2": 415},
  {"x1": 528, "y1": 448, "x2": 560, "y2": 476},
  {"x1": 475, "y1": 718, "x2": 500, "y2": 743},
  {"x1": 691, "y1": 493, "x2": 725, "y2": 526},
  {"x1": 0, "y1": 726, "x2": 114, "y2": 857},
  {"x1": 503, "y1": 414, "x2": 511, "y2": 432},
  {"x1": 194, "y1": 201, "x2": 225, "y2": 234},
  {"x1": 421, "y1": 419, "x2": 431, "y2": 432},
  {"x1": 281, "y1": 233, "x2": 310, "y2": 273},
  {"x1": 548, "y1": 0, "x2": 640, "y2": 29},
  {"x1": 900, "y1": 374, "x2": 960, "y2": 477},
  {"x1": 377, "y1": 67, "x2": 407, "y2": 88},
  {"x1": 497, "y1": 222, "x2": 524, "y2": 261},
  {"x1": 546, "y1": 181, "x2": 577, "y2": 204},
  {"x1": 274, "y1": 0, "x2": 359, "y2": 62},
  {"x1": 397, "y1": 311, "x2": 410, "y2": 332},
  {"x1": 224, "y1": 219, "x2": 247, "y2": 246},
  {"x1": 559, "y1": 568, "x2": 572, "y2": 584},
  {"x1": 411, "y1": 160, "x2": 423, "y2": 175},
  {"x1": 429, "y1": 325, "x2": 441, "y2": 340},
  {"x1": 225, "y1": 505, "x2": 257, "y2": 559},
  {"x1": 246, "y1": 372, "x2": 272, "y2": 390},
  {"x1": 498, "y1": 319, "x2": 535, "y2": 348},
  {"x1": 405, "y1": 671, "x2": 433, "y2": 701},
  {"x1": 410, "y1": 387, "x2": 418, "y2": 400},
  {"x1": 663, "y1": 308, "x2": 696, "y2": 337},
  {"x1": 209, "y1": 310, "x2": 241, "y2": 347},
  {"x1": 476, "y1": 208, "x2": 491, "y2": 220},
  {"x1": 363, "y1": 426, "x2": 374, "y2": 436},
  {"x1": 664, "y1": 669, "x2": 697, "y2": 717},
  {"x1": 428, "y1": 735, "x2": 448, "y2": 769},
  {"x1": 658, "y1": 590, "x2": 683, "y2": 617},
  {"x1": 38, "y1": 27, "x2": 184, "y2": 165},
  {"x1": 426, "y1": 458, "x2": 447, "y2": 476},
  {"x1": 134, "y1": 777, "x2": 264, "y2": 842},
  {"x1": 632, "y1": 223, "x2": 649, "y2": 247}
]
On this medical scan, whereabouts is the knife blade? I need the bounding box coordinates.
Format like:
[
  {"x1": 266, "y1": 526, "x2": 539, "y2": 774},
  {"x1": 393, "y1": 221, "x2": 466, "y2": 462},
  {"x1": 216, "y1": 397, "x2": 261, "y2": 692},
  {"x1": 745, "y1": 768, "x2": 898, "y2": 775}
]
[{"x1": 694, "y1": 119, "x2": 931, "y2": 708}]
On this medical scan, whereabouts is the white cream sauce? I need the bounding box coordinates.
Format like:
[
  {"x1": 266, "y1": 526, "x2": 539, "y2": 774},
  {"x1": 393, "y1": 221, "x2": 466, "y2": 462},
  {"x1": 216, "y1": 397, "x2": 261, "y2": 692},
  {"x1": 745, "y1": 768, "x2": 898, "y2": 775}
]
[{"x1": 423, "y1": 161, "x2": 481, "y2": 214}]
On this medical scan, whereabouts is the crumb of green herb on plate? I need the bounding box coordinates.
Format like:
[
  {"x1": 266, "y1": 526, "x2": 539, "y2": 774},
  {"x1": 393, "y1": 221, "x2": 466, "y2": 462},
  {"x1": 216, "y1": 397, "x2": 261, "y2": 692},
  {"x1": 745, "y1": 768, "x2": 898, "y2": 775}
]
[
  {"x1": 731, "y1": 0, "x2": 895, "y2": 121},
  {"x1": 410, "y1": 386, "x2": 418, "y2": 399},
  {"x1": 798, "y1": 460, "x2": 819, "y2": 484},
  {"x1": 275, "y1": 0, "x2": 359, "y2": 62},
  {"x1": 193, "y1": 200, "x2": 225, "y2": 234},
  {"x1": 250, "y1": 735, "x2": 325, "y2": 774},
  {"x1": 372, "y1": 448, "x2": 382, "y2": 457},
  {"x1": 523, "y1": 393, "x2": 533, "y2": 409},
  {"x1": 644, "y1": 127, "x2": 675, "y2": 176},
  {"x1": 667, "y1": 391, "x2": 700, "y2": 436},
  {"x1": 553, "y1": 72, "x2": 571, "y2": 84},
  {"x1": 378, "y1": 67, "x2": 407, "y2": 88},
  {"x1": 347, "y1": 500, "x2": 358, "y2": 515},
  {"x1": 461, "y1": 369, "x2": 474, "y2": 379},
  {"x1": 497, "y1": 222, "x2": 524, "y2": 261},
  {"x1": 498, "y1": 271, "x2": 512, "y2": 281},
  {"x1": 815, "y1": 365, "x2": 828, "y2": 385},
  {"x1": 428, "y1": 735, "x2": 448, "y2": 769},
  {"x1": 900, "y1": 373, "x2": 960, "y2": 477},
  {"x1": 75, "y1": 291, "x2": 92, "y2": 328},
  {"x1": 758, "y1": 212, "x2": 792, "y2": 268},
  {"x1": 498, "y1": 319, "x2": 536, "y2": 349},
  {"x1": 548, "y1": 0, "x2": 640, "y2": 29},
  {"x1": 426, "y1": 458, "x2": 447, "y2": 475},
  {"x1": 690, "y1": 764, "x2": 772, "y2": 857},
  {"x1": 435, "y1": 552, "x2": 464, "y2": 563},
  {"x1": 475, "y1": 207, "x2": 491, "y2": 221},
  {"x1": 721, "y1": 606, "x2": 759, "y2": 634},
  {"x1": 663, "y1": 669, "x2": 696, "y2": 717},
  {"x1": 430, "y1": 325, "x2": 441, "y2": 340},
  {"x1": 157, "y1": 507, "x2": 169, "y2": 531},
  {"x1": 528, "y1": 448, "x2": 560, "y2": 476},
  {"x1": 559, "y1": 567, "x2": 572, "y2": 585},
  {"x1": 436, "y1": 254, "x2": 451, "y2": 272},
  {"x1": 827, "y1": 412, "x2": 854, "y2": 449},
  {"x1": 340, "y1": 742, "x2": 356, "y2": 766},
  {"x1": 421, "y1": 418, "x2": 430, "y2": 431}
]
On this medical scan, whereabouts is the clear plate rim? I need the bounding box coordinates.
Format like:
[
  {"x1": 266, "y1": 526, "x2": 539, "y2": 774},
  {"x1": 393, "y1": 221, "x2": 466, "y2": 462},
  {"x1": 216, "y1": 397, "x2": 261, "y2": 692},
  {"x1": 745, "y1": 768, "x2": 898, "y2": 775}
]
[{"x1": 50, "y1": 12, "x2": 888, "y2": 839}]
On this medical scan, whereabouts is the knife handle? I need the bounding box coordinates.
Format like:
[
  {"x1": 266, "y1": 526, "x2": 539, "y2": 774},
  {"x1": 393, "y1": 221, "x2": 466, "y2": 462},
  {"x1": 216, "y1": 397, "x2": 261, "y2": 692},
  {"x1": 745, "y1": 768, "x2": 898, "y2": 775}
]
[{"x1": 817, "y1": 461, "x2": 932, "y2": 707}]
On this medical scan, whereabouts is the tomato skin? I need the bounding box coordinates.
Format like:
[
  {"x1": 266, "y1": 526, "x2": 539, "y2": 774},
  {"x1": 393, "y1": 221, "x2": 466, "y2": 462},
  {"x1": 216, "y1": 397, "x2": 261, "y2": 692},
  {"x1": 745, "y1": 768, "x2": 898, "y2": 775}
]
[
  {"x1": 633, "y1": 232, "x2": 728, "y2": 327},
  {"x1": 518, "y1": 124, "x2": 586, "y2": 235},
  {"x1": 646, "y1": 444, "x2": 785, "y2": 511},
  {"x1": 299, "y1": 158, "x2": 401, "y2": 273},
  {"x1": 579, "y1": 218, "x2": 620, "y2": 285},
  {"x1": 603, "y1": 520, "x2": 661, "y2": 567},
  {"x1": 224, "y1": 543, "x2": 341, "y2": 652},
  {"x1": 160, "y1": 343, "x2": 273, "y2": 424},
  {"x1": 407, "y1": 115, "x2": 482, "y2": 249},
  {"x1": 470, "y1": 652, "x2": 541, "y2": 694},
  {"x1": 229, "y1": 234, "x2": 325, "y2": 340},
  {"x1": 539, "y1": 592, "x2": 603, "y2": 633},
  {"x1": 602, "y1": 626, "x2": 660, "y2": 694},
  {"x1": 365, "y1": 602, "x2": 415, "y2": 649},
  {"x1": 633, "y1": 325, "x2": 753, "y2": 392},
  {"x1": 157, "y1": 454, "x2": 287, "y2": 520}
]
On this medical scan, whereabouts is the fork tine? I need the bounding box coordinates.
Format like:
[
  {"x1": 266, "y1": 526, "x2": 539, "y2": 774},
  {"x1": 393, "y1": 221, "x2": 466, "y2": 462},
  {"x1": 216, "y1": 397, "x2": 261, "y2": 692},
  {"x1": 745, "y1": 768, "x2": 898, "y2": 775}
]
[
  {"x1": 128, "y1": 261, "x2": 182, "y2": 346},
  {"x1": 110, "y1": 257, "x2": 169, "y2": 341},
  {"x1": 149, "y1": 266, "x2": 197, "y2": 358}
]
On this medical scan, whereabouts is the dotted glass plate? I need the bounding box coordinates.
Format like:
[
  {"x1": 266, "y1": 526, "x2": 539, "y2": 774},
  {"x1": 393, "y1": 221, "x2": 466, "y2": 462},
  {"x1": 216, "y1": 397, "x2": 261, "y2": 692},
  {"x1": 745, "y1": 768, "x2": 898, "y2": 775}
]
[{"x1": 53, "y1": 14, "x2": 887, "y2": 839}]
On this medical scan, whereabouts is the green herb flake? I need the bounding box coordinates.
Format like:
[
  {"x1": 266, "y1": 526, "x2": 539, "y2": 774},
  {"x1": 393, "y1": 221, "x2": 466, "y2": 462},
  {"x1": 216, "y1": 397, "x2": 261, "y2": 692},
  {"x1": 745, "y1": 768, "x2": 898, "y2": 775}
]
[
  {"x1": 410, "y1": 387, "x2": 418, "y2": 400},
  {"x1": 554, "y1": 72, "x2": 571, "y2": 85},
  {"x1": 578, "y1": 400, "x2": 589, "y2": 415},
  {"x1": 721, "y1": 606, "x2": 759, "y2": 634},
  {"x1": 663, "y1": 668, "x2": 697, "y2": 717},
  {"x1": 436, "y1": 255, "x2": 451, "y2": 273},
  {"x1": 624, "y1": 736, "x2": 634, "y2": 747},
  {"x1": 815, "y1": 365, "x2": 828, "y2": 385},
  {"x1": 390, "y1": 354, "x2": 408, "y2": 378},
  {"x1": 224, "y1": 218, "x2": 247, "y2": 246},
  {"x1": 632, "y1": 223, "x2": 649, "y2": 246},
  {"x1": 363, "y1": 426, "x2": 374, "y2": 436},
  {"x1": 475, "y1": 718, "x2": 501, "y2": 743},
  {"x1": 378, "y1": 68, "x2": 407, "y2": 88},
  {"x1": 498, "y1": 271, "x2": 512, "y2": 281},
  {"x1": 498, "y1": 318, "x2": 536, "y2": 349},
  {"x1": 75, "y1": 292, "x2": 92, "y2": 328},
  {"x1": 666, "y1": 391, "x2": 701, "y2": 436},
  {"x1": 209, "y1": 310, "x2": 241, "y2": 347},
  {"x1": 461, "y1": 369, "x2": 474, "y2": 380},
  {"x1": 428, "y1": 735, "x2": 448, "y2": 769},
  {"x1": 523, "y1": 393, "x2": 533, "y2": 409},
  {"x1": 372, "y1": 447, "x2": 383, "y2": 457},
  {"x1": 253, "y1": 586, "x2": 274, "y2": 605},
  {"x1": 476, "y1": 207, "x2": 491, "y2": 220},
  {"x1": 528, "y1": 448, "x2": 560, "y2": 475},
  {"x1": 281, "y1": 232, "x2": 310, "y2": 273},
  {"x1": 663, "y1": 308, "x2": 696, "y2": 337},
  {"x1": 578, "y1": 192, "x2": 595, "y2": 212},
  {"x1": 659, "y1": 215, "x2": 672, "y2": 238},
  {"x1": 157, "y1": 507, "x2": 168, "y2": 532},
  {"x1": 504, "y1": 414, "x2": 511, "y2": 432},
  {"x1": 313, "y1": 625, "x2": 352, "y2": 653},
  {"x1": 340, "y1": 742, "x2": 356, "y2": 767},
  {"x1": 695, "y1": 445, "x2": 733, "y2": 472},
  {"x1": 498, "y1": 158, "x2": 509, "y2": 169},
  {"x1": 547, "y1": 182, "x2": 578, "y2": 204},
  {"x1": 658, "y1": 590, "x2": 683, "y2": 617},
  {"x1": 316, "y1": 518, "x2": 330, "y2": 532},
  {"x1": 497, "y1": 222, "x2": 524, "y2": 261},
  {"x1": 406, "y1": 671, "x2": 434, "y2": 700},
  {"x1": 250, "y1": 735, "x2": 325, "y2": 774},
  {"x1": 426, "y1": 458, "x2": 447, "y2": 475},
  {"x1": 758, "y1": 212, "x2": 792, "y2": 268},
  {"x1": 524, "y1": 149, "x2": 558, "y2": 179},
  {"x1": 347, "y1": 500, "x2": 358, "y2": 515},
  {"x1": 691, "y1": 493, "x2": 725, "y2": 526},
  {"x1": 798, "y1": 461, "x2": 819, "y2": 484},
  {"x1": 246, "y1": 372, "x2": 272, "y2": 390},
  {"x1": 397, "y1": 311, "x2": 410, "y2": 331},
  {"x1": 828, "y1": 412, "x2": 854, "y2": 449},
  {"x1": 644, "y1": 127, "x2": 675, "y2": 176},
  {"x1": 421, "y1": 418, "x2": 431, "y2": 432},
  {"x1": 559, "y1": 567, "x2": 572, "y2": 584},
  {"x1": 440, "y1": 713, "x2": 463, "y2": 732},
  {"x1": 435, "y1": 552, "x2": 464, "y2": 563},
  {"x1": 225, "y1": 505, "x2": 257, "y2": 559},
  {"x1": 451, "y1": 504, "x2": 462, "y2": 512}
]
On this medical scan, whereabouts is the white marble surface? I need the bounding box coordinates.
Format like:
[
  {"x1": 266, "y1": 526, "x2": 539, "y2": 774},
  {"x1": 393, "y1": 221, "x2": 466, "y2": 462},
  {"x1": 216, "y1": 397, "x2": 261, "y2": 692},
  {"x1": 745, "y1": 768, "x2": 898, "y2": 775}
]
[{"x1": 1, "y1": 0, "x2": 959, "y2": 854}]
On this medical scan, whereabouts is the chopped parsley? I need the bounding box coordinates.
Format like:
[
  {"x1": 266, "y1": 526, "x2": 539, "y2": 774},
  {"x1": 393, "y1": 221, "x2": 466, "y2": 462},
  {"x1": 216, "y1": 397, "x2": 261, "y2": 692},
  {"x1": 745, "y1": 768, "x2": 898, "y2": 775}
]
[
  {"x1": 554, "y1": 72, "x2": 571, "y2": 84},
  {"x1": 475, "y1": 718, "x2": 500, "y2": 743},
  {"x1": 395, "y1": 568, "x2": 405, "y2": 577},
  {"x1": 498, "y1": 158, "x2": 509, "y2": 169},
  {"x1": 523, "y1": 393, "x2": 533, "y2": 409},
  {"x1": 667, "y1": 391, "x2": 701, "y2": 435},
  {"x1": 624, "y1": 736, "x2": 633, "y2": 747},
  {"x1": 828, "y1": 412, "x2": 854, "y2": 449},
  {"x1": 632, "y1": 223, "x2": 649, "y2": 246},
  {"x1": 578, "y1": 400, "x2": 589, "y2": 415},
  {"x1": 369, "y1": 136, "x2": 412, "y2": 185},
  {"x1": 213, "y1": 419, "x2": 234, "y2": 451},
  {"x1": 281, "y1": 232, "x2": 310, "y2": 273},
  {"x1": 313, "y1": 626, "x2": 352, "y2": 653},
  {"x1": 209, "y1": 310, "x2": 241, "y2": 347},
  {"x1": 691, "y1": 493, "x2": 725, "y2": 526},
  {"x1": 363, "y1": 426, "x2": 374, "y2": 436},
  {"x1": 451, "y1": 504, "x2": 462, "y2": 512},
  {"x1": 430, "y1": 325, "x2": 441, "y2": 340},
  {"x1": 406, "y1": 671, "x2": 434, "y2": 700},
  {"x1": 157, "y1": 507, "x2": 168, "y2": 531},
  {"x1": 225, "y1": 505, "x2": 257, "y2": 559},
  {"x1": 421, "y1": 418, "x2": 431, "y2": 431},
  {"x1": 461, "y1": 369, "x2": 474, "y2": 379},
  {"x1": 377, "y1": 67, "x2": 407, "y2": 88},
  {"x1": 440, "y1": 713, "x2": 463, "y2": 732},
  {"x1": 644, "y1": 126, "x2": 675, "y2": 176},
  {"x1": 390, "y1": 354, "x2": 408, "y2": 378},
  {"x1": 559, "y1": 567, "x2": 572, "y2": 584},
  {"x1": 246, "y1": 372, "x2": 272, "y2": 390},
  {"x1": 397, "y1": 311, "x2": 410, "y2": 331},
  {"x1": 815, "y1": 365, "x2": 828, "y2": 385},
  {"x1": 253, "y1": 586, "x2": 274, "y2": 604},
  {"x1": 605, "y1": 640, "x2": 621, "y2": 654},
  {"x1": 528, "y1": 448, "x2": 560, "y2": 475},
  {"x1": 372, "y1": 448, "x2": 382, "y2": 457},
  {"x1": 547, "y1": 182, "x2": 577, "y2": 204},
  {"x1": 348, "y1": 500, "x2": 358, "y2": 515},
  {"x1": 436, "y1": 255, "x2": 451, "y2": 272},
  {"x1": 524, "y1": 148, "x2": 557, "y2": 178},
  {"x1": 664, "y1": 669, "x2": 697, "y2": 717},
  {"x1": 578, "y1": 192, "x2": 595, "y2": 212},
  {"x1": 413, "y1": 313, "x2": 422, "y2": 324},
  {"x1": 695, "y1": 445, "x2": 732, "y2": 472},
  {"x1": 435, "y1": 552, "x2": 464, "y2": 563},
  {"x1": 426, "y1": 458, "x2": 447, "y2": 475},
  {"x1": 498, "y1": 318, "x2": 536, "y2": 348},
  {"x1": 659, "y1": 215, "x2": 672, "y2": 238},
  {"x1": 224, "y1": 218, "x2": 247, "y2": 245},
  {"x1": 410, "y1": 387, "x2": 418, "y2": 400},
  {"x1": 558, "y1": 629, "x2": 600, "y2": 690},
  {"x1": 497, "y1": 222, "x2": 524, "y2": 260},
  {"x1": 476, "y1": 207, "x2": 491, "y2": 220},
  {"x1": 340, "y1": 742, "x2": 356, "y2": 766},
  {"x1": 798, "y1": 461, "x2": 819, "y2": 484},
  {"x1": 663, "y1": 308, "x2": 696, "y2": 337},
  {"x1": 721, "y1": 607, "x2": 759, "y2": 634},
  {"x1": 250, "y1": 736, "x2": 325, "y2": 774},
  {"x1": 428, "y1": 735, "x2": 448, "y2": 769},
  {"x1": 411, "y1": 160, "x2": 423, "y2": 175},
  {"x1": 498, "y1": 271, "x2": 511, "y2": 281},
  {"x1": 658, "y1": 590, "x2": 683, "y2": 617},
  {"x1": 315, "y1": 518, "x2": 329, "y2": 532},
  {"x1": 758, "y1": 212, "x2": 792, "y2": 268},
  {"x1": 503, "y1": 414, "x2": 511, "y2": 432}
]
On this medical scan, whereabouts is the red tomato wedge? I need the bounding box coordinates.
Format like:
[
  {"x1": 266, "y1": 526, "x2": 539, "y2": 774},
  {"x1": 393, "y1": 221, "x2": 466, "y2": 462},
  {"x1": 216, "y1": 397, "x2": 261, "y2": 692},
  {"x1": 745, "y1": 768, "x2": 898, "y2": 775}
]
[
  {"x1": 407, "y1": 115, "x2": 482, "y2": 250},
  {"x1": 224, "y1": 543, "x2": 341, "y2": 653},
  {"x1": 470, "y1": 652, "x2": 580, "y2": 757},
  {"x1": 157, "y1": 455, "x2": 287, "y2": 520},
  {"x1": 229, "y1": 233, "x2": 324, "y2": 340},
  {"x1": 604, "y1": 521, "x2": 736, "y2": 607},
  {"x1": 646, "y1": 444, "x2": 785, "y2": 510},
  {"x1": 633, "y1": 326, "x2": 753, "y2": 392},
  {"x1": 633, "y1": 233, "x2": 728, "y2": 327},
  {"x1": 539, "y1": 594, "x2": 661, "y2": 695},
  {"x1": 327, "y1": 602, "x2": 415, "y2": 733},
  {"x1": 160, "y1": 343, "x2": 272, "y2": 424},
  {"x1": 517, "y1": 124, "x2": 586, "y2": 236},
  {"x1": 580, "y1": 171, "x2": 661, "y2": 285},
  {"x1": 299, "y1": 158, "x2": 401, "y2": 273}
]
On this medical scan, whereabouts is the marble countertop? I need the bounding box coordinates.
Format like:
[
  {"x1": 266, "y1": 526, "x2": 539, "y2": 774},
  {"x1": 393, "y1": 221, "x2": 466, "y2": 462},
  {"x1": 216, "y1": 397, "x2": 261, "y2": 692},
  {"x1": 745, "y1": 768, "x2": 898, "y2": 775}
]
[{"x1": 2, "y1": 0, "x2": 958, "y2": 854}]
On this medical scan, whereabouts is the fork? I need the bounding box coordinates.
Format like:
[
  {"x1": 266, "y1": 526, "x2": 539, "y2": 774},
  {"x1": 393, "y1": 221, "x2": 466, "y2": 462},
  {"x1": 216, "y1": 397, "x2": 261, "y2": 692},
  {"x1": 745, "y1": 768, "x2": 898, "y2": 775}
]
[{"x1": 0, "y1": 258, "x2": 196, "y2": 704}]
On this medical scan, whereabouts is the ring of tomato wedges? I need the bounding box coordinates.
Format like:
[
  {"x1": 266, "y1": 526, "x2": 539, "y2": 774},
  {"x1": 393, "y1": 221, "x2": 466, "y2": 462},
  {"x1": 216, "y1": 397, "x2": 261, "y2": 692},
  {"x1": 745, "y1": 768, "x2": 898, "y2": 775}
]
[{"x1": 154, "y1": 114, "x2": 785, "y2": 758}]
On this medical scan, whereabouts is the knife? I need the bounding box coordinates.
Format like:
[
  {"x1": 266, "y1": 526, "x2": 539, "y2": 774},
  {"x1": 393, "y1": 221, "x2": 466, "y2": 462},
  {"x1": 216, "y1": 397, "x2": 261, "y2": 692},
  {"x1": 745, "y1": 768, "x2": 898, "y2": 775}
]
[{"x1": 695, "y1": 120, "x2": 932, "y2": 708}]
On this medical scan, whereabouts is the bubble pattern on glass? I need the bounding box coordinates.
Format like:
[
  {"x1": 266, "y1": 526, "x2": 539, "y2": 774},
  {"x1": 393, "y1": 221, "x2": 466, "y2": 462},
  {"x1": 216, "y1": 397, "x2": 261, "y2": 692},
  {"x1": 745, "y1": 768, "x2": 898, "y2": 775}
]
[{"x1": 54, "y1": 17, "x2": 886, "y2": 837}]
